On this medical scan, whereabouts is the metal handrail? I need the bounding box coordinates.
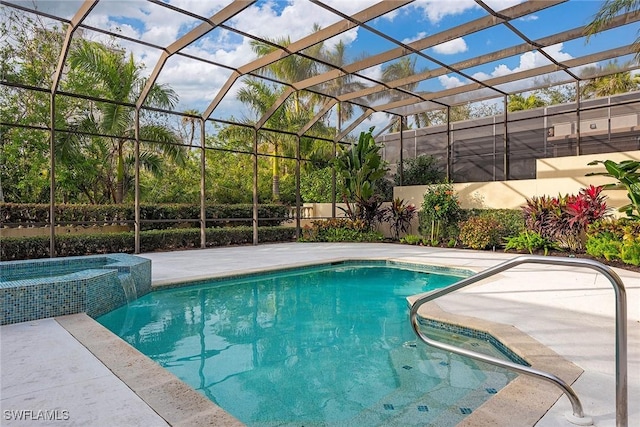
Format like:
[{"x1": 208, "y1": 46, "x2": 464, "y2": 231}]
[{"x1": 409, "y1": 255, "x2": 627, "y2": 427}]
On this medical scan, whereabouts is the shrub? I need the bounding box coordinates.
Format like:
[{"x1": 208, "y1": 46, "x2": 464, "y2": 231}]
[
  {"x1": 459, "y1": 217, "x2": 501, "y2": 250},
  {"x1": 300, "y1": 218, "x2": 383, "y2": 242},
  {"x1": 586, "y1": 219, "x2": 640, "y2": 265},
  {"x1": 400, "y1": 234, "x2": 423, "y2": 245},
  {"x1": 0, "y1": 203, "x2": 289, "y2": 229},
  {"x1": 522, "y1": 186, "x2": 609, "y2": 252},
  {"x1": 419, "y1": 183, "x2": 462, "y2": 245},
  {"x1": 1, "y1": 226, "x2": 296, "y2": 260},
  {"x1": 504, "y1": 231, "x2": 557, "y2": 256},
  {"x1": 381, "y1": 198, "x2": 417, "y2": 240},
  {"x1": 464, "y1": 209, "x2": 524, "y2": 246},
  {"x1": 394, "y1": 155, "x2": 444, "y2": 186}
]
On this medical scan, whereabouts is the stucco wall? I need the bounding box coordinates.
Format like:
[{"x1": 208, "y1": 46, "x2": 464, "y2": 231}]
[{"x1": 395, "y1": 150, "x2": 639, "y2": 216}]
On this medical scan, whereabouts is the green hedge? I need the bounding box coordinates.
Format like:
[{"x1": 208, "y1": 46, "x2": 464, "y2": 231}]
[
  {"x1": 1, "y1": 226, "x2": 296, "y2": 260},
  {"x1": 0, "y1": 203, "x2": 289, "y2": 228}
]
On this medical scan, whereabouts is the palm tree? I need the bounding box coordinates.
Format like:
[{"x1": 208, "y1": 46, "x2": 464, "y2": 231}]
[
  {"x1": 586, "y1": 0, "x2": 640, "y2": 59},
  {"x1": 181, "y1": 109, "x2": 201, "y2": 147},
  {"x1": 581, "y1": 61, "x2": 640, "y2": 99},
  {"x1": 321, "y1": 40, "x2": 367, "y2": 131},
  {"x1": 68, "y1": 40, "x2": 185, "y2": 203},
  {"x1": 379, "y1": 56, "x2": 430, "y2": 130}
]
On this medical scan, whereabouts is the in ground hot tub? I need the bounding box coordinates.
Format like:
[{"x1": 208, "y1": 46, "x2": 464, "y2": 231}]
[{"x1": 0, "y1": 253, "x2": 150, "y2": 325}]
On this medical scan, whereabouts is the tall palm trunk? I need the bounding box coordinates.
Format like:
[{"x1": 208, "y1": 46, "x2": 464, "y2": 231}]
[
  {"x1": 115, "y1": 139, "x2": 125, "y2": 203},
  {"x1": 272, "y1": 142, "x2": 280, "y2": 201}
]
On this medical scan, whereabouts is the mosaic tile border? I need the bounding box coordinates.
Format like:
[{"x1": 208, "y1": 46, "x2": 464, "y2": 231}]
[
  {"x1": 152, "y1": 259, "x2": 474, "y2": 291},
  {"x1": 1, "y1": 253, "x2": 151, "y2": 325},
  {"x1": 418, "y1": 318, "x2": 530, "y2": 366}
]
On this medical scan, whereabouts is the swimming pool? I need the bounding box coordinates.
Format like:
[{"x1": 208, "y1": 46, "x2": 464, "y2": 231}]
[{"x1": 98, "y1": 261, "x2": 519, "y2": 426}]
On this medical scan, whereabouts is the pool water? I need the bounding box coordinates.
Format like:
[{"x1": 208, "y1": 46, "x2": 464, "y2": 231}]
[{"x1": 98, "y1": 263, "x2": 517, "y2": 426}]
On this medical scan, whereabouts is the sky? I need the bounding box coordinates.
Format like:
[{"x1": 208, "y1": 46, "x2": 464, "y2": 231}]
[{"x1": 6, "y1": 0, "x2": 639, "y2": 135}]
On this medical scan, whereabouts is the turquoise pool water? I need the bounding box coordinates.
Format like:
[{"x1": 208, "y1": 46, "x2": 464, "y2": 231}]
[{"x1": 98, "y1": 262, "x2": 517, "y2": 426}]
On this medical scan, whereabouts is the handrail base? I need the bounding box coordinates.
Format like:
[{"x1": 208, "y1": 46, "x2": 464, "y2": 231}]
[{"x1": 566, "y1": 412, "x2": 593, "y2": 426}]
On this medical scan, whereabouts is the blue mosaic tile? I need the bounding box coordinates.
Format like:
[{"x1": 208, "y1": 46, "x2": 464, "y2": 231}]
[
  {"x1": 417, "y1": 405, "x2": 429, "y2": 412},
  {"x1": 486, "y1": 388, "x2": 498, "y2": 394},
  {"x1": 402, "y1": 365, "x2": 413, "y2": 370},
  {"x1": 1, "y1": 253, "x2": 150, "y2": 325},
  {"x1": 419, "y1": 318, "x2": 529, "y2": 366},
  {"x1": 383, "y1": 404, "x2": 394, "y2": 410},
  {"x1": 439, "y1": 361, "x2": 449, "y2": 366},
  {"x1": 460, "y1": 408, "x2": 472, "y2": 414}
]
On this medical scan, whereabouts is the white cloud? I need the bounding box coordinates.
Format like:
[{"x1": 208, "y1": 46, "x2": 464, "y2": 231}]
[
  {"x1": 402, "y1": 32, "x2": 428, "y2": 45},
  {"x1": 432, "y1": 38, "x2": 468, "y2": 55},
  {"x1": 412, "y1": 0, "x2": 524, "y2": 23},
  {"x1": 439, "y1": 75, "x2": 466, "y2": 89},
  {"x1": 518, "y1": 15, "x2": 539, "y2": 22}
]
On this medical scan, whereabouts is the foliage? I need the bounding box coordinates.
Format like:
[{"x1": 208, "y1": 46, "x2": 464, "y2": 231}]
[
  {"x1": 300, "y1": 219, "x2": 383, "y2": 242},
  {"x1": 1, "y1": 226, "x2": 296, "y2": 260},
  {"x1": 0, "y1": 203, "x2": 289, "y2": 228},
  {"x1": 507, "y1": 93, "x2": 546, "y2": 112},
  {"x1": 586, "y1": 218, "x2": 640, "y2": 265},
  {"x1": 300, "y1": 166, "x2": 341, "y2": 203},
  {"x1": 464, "y1": 209, "x2": 525, "y2": 243},
  {"x1": 381, "y1": 198, "x2": 417, "y2": 240},
  {"x1": 504, "y1": 231, "x2": 557, "y2": 256},
  {"x1": 586, "y1": 1, "x2": 640, "y2": 60},
  {"x1": 334, "y1": 128, "x2": 388, "y2": 228},
  {"x1": 522, "y1": 186, "x2": 609, "y2": 252},
  {"x1": 418, "y1": 183, "x2": 462, "y2": 245},
  {"x1": 587, "y1": 159, "x2": 640, "y2": 219},
  {"x1": 458, "y1": 217, "x2": 502, "y2": 250},
  {"x1": 400, "y1": 234, "x2": 423, "y2": 245},
  {"x1": 394, "y1": 155, "x2": 445, "y2": 186}
]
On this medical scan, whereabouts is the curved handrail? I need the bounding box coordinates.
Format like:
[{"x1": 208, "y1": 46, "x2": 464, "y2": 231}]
[{"x1": 409, "y1": 255, "x2": 627, "y2": 427}]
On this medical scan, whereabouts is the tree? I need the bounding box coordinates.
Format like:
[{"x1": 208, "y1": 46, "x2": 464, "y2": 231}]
[
  {"x1": 68, "y1": 40, "x2": 185, "y2": 203},
  {"x1": 586, "y1": 0, "x2": 640, "y2": 60},
  {"x1": 379, "y1": 56, "x2": 431, "y2": 130},
  {"x1": 507, "y1": 93, "x2": 546, "y2": 112},
  {"x1": 581, "y1": 61, "x2": 640, "y2": 99}
]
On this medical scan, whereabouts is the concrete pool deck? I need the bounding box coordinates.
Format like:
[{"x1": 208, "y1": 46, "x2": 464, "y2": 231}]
[{"x1": 1, "y1": 243, "x2": 639, "y2": 426}]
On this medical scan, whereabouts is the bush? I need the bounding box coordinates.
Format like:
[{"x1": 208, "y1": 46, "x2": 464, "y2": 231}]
[
  {"x1": 522, "y1": 185, "x2": 609, "y2": 252},
  {"x1": 394, "y1": 155, "x2": 444, "y2": 186},
  {"x1": 1, "y1": 226, "x2": 296, "y2": 260},
  {"x1": 464, "y1": 209, "x2": 524, "y2": 246},
  {"x1": 300, "y1": 219, "x2": 384, "y2": 242},
  {"x1": 400, "y1": 234, "x2": 423, "y2": 245},
  {"x1": 504, "y1": 231, "x2": 557, "y2": 256},
  {"x1": 0, "y1": 203, "x2": 290, "y2": 229},
  {"x1": 380, "y1": 198, "x2": 417, "y2": 240},
  {"x1": 586, "y1": 219, "x2": 640, "y2": 265},
  {"x1": 459, "y1": 217, "x2": 502, "y2": 250}
]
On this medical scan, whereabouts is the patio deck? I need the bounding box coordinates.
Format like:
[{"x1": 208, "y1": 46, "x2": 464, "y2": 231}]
[{"x1": 1, "y1": 243, "x2": 638, "y2": 426}]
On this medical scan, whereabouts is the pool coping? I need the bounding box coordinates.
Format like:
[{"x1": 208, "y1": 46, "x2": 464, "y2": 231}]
[{"x1": 59, "y1": 257, "x2": 583, "y2": 427}]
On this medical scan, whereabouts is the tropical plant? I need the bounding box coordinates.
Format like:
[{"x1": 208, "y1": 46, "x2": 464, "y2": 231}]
[
  {"x1": 418, "y1": 182, "x2": 462, "y2": 245},
  {"x1": 586, "y1": 218, "x2": 640, "y2": 265},
  {"x1": 504, "y1": 231, "x2": 557, "y2": 256},
  {"x1": 522, "y1": 186, "x2": 609, "y2": 252},
  {"x1": 394, "y1": 154, "x2": 444, "y2": 186},
  {"x1": 68, "y1": 40, "x2": 184, "y2": 203},
  {"x1": 400, "y1": 234, "x2": 423, "y2": 245},
  {"x1": 587, "y1": 159, "x2": 640, "y2": 219},
  {"x1": 580, "y1": 61, "x2": 640, "y2": 99},
  {"x1": 586, "y1": 0, "x2": 640, "y2": 60},
  {"x1": 333, "y1": 128, "x2": 388, "y2": 228},
  {"x1": 381, "y1": 198, "x2": 417, "y2": 240}
]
